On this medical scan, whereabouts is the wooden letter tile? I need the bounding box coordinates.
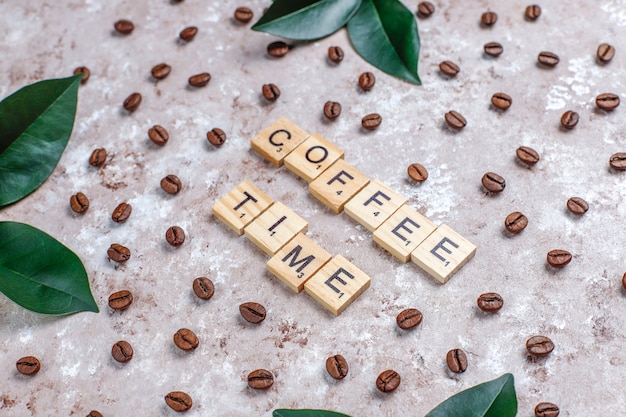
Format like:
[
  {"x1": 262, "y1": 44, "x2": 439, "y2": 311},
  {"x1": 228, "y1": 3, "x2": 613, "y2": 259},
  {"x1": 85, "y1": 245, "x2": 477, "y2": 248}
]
[
  {"x1": 250, "y1": 117, "x2": 310, "y2": 167},
  {"x1": 244, "y1": 202, "x2": 308, "y2": 256},
  {"x1": 304, "y1": 255, "x2": 371, "y2": 316},
  {"x1": 411, "y1": 224, "x2": 477, "y2": 284},
  {"x1": 267, "y1": 233, "x2": 332, "y2": 293},
  {"x1": 284, "y1": 134, "x2": 344, "y2": 182},
  {"x1": 212, "y1": 180, "x2": 274, "y2": 235},
  {"x1": 308, "y1": 159, "x2": 370, "y2": 214},
  {"x1": 344, "y1": 179, "x2": 407, "y2": 232},
  {"x1": 373, "y1": 204, "x2": 437, "y2": 263}
]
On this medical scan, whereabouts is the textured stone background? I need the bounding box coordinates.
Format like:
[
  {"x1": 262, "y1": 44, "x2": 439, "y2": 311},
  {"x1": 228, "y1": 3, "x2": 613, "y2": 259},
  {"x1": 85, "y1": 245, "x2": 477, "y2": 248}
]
[{"x1": 1, "y1": 0, "x2": 626, "y2": 416}]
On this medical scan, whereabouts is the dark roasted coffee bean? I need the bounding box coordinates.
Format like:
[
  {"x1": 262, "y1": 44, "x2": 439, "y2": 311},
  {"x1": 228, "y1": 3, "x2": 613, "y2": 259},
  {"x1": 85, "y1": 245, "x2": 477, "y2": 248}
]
[
  {"x1": 123, "y1": 92, "x2": 142, "y2": 112},
  {"x1": 596, "y1": 93, "x2": 620, "y2": 111},
  {"x1": 165, "y1": 226, "x2": 185, "y2": 247},
  {"x1": 328, "y1": 46, "x2": 344, "y2": 64},
  {"x1": 111, "y1": 341, "x2": 133, "y2": 363},
  {"x1": 111, "y1": 202, "x2": 132, "y2": 223},
  {"x1": 73, "y1": 66, "x2": 90, "y2": 84},
  {"x1": 16, "y1": 356, "x2": 41, "y2": 375},
  {"x1": 207, "y1": 128, "x2": 226, "y2": 146},
  {"x1": 546, "y1": 249, "x2": 571, "y2": 267},
  {"x1": 566, "y1": 197, "x2": 588, "y2": 215},
  {"x1": 535, "y1": 402, "x2": 560, "y2": 417},
  {"x1": 193, "y1": 277, "x2": 215, "y2": 300},
  {"x1": 396, "y1": 308, "x2": 423, "y2": 330},
  {"x1": 610, "y1": 152, "x2": 626, "y2": 170},
  {"x1": 188, "y1": 72, "x2": 211, "y2": 87},
  {"x1": 477, "y1": 292, "x2": 504, "y2": 312},
  {"x1": 504, "y1": 212, "x2": 528, "y2": 234},
  {"x1": 560, "y1": 110, "x2": 579, "y2": 129},
  {"x1": 622, "y1": 272, "x2": 626, "y2": 290},
  {"x1": 526, "y1": 335, "x2": 554, "y2": 356},
  {"x1": 248, "y1": 369, "x2": 274, "y2": 389},
  {"x1": 179, "y1": 26, "x2": 198, "y2": 42},
  {"x1": 446, "y1": 348, "x2": 468, "y2": 373},
  {"x1": 70, "y1": 192, "x2": 90, "y2": 213},
  {"x1": 323, "y1": 101, "x2": 342, "y2": 120},
  {"x1": 484, "y1": 42, "x2": 503, "y2": 57},
  {"x1": 482, "y1": 172, "x2": 505, "y2": 193},
  {"x1": 267, "y1": 41, "x2": 290, "y2": 57},
  {"x1": 491, "y1": 92, "x2": 512, "y2": 110},
  {"x1": 165, "y1": 391, "x2": 192, "y2": 412},
  {"x1": 148, "y1": 125, "x2": 169, "y2": 146},
  {"x1": 525, "y1": 4, "x2": 541, "y2": 20},
  {"x1": 407, "y1": 163, "x2": 428, "y2": 182},
  {"x1": 107, "y1": 243, "x2": 131, "y2": 262},
  {"x1": 114, "y1": 19, "x2": 134, "y2": 34},
  {"x1": 239, "y1": 302, "x2": 266, "y2": 323},
  {"x1": 326, "y1": 354, "x2": 348, "y2": 380},
  {"x1": 108, "y1": 290, "x2": 133, "y2": 310},
  {"x1": 597, "y1": 43, "x2": 615, "y2": 63},
  {"x1": 362, "y1": 113, "x2": 382, "y2": 130},
  {"x1": 376, "y1": 370, "x2": 401, "y2": 393},
  {"x1": 151, "y1": 63, "x2": 171, "y2": 80},
  {"x1": 87, "y1": 411, "x2": 103, "y2": 417},
  {"x1": 516, "y1": 146, "x2": 540, "y2": 166},
  {"x1": 173, "y1": 328, "x2": 199, "y2": 351},
  {"x1": 161, "y1": 175, "x2": 182, "y2": 194},
  {"x1": 538, "y1": 51, "x2": 560, "y2": 67},
  {"x1": 417, "y1": 1, "x2": 435, "y2": 18},
  {"x1": 262, "y1": 83, "x2": 280, "y2": 101},
  {"x1": 439, "y1": 60, "x2": 460, "y2": 77},
  {"x1": 89, "y1": 148, "x2": 107, "y2": 167},
  {"x1": 481, "y1": 11, "x2": 498, "y2": 26},
  {"x1": 358, "y1": 72, "x2": 376, "y2": 91},
  {"x1": 234, "y1": 7, "x2": 253, "y2": 23},
  {"x1": 445, "y1": 111, "x2": 467, "y2": 130}
]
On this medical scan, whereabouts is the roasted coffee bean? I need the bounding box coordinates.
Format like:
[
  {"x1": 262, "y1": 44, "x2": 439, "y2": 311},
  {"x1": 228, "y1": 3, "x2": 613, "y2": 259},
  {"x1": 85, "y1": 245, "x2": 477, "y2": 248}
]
[
  {"x1": 504, "y1": 212, "x2": 528, "y2": 234},
  {"x1": 16, "y1": 356, "x2": 41, "y2": 375},
  {"x1": 362, "y1": 113, "x2": 382, "y2": 130},
  {"x1": 114, "y1": 19, "x2": 134, "y2": 34},
  {"x1": 323, "y1": 101, "x2": 342, "y2": 120},
  {"x1": 610, "y1": 152, "x2": 626, "y2": 170},
  {"x1": 525, "y1": 4, "x2": 541, "y2": 20},
  {"x1": 151, "y1": 63, "x2": 171, "y2": 80},
  {"x1": 481, "y1": 11, "x2": 498, "y2": 26},
  {"x1": 560, "y1": 110, "x2": 579, "y2": 129},
  {"x1": 596, "y1": 93, "x2": 620, "y2": 111},
  {"x1": 89, "y1": 148, "x2": 107, "y2": 167},
  {"x1": 526, "y1": 335, "x2": 554, "y2": 356},
  {"x1": 445, "y1": 111, "x2": 467, "y2": 130},
  {"x1": 193, "y1": 277, "x2": 215, "y2": 300},
  {"x1": 87, "y1": 411, "x2": 103, "y2": 417},
  {"x1": 622, "y1": 272, "x2": 626, "y2": 290},
  {"x1": 439, "y1": 60, "x2": 460, "y2": 77},
  {"x1": 234, "y1": 7, "x2": 253, "y2": 23},
  {"x1": 267, "y1": 41, "x2": 290, "y2": 57},
  {"x1": 482, "y1": 172, "x2": 505, "y2": 193},
  {"x1": 148, "y1": 125, "x2": 169, "y2": 146},
  {"x1": 262, "y1": 83, "x2": 280, "y2": 101},
  {"x1": 566, "y1": 197, "x2": 588, "y2": 215},
  {"x1": 248, "y1": 369, "x2": 274, "y2": 389},
  {"x1": 417, "y1": 1, "x2": 435, "y2": 18},
  {"x1": 165, "y1": 391, "x2": 192, "y2": 412},
  {"x1": 165, "y1": 226, "x2": 185, "y2": 247},
  {"x1": 491, "y1": 92, "x2": 512, "y2": 110},
  {"x1": 70, "y1": 192, "x2": 90, "y2": 214},
  {"x1": 326, "y1": 354, "x2": 348, "y2": 380},
  {"x1": 376, "y1": 370, "x2": 401, "y2": 393},
  {"x1": 111, "y1": 202, "x2": 132, "y2": 223},
  {"x1": 358, "y1": 72, "x2": 376, "y2": 91},
  {"x1": 516, "y1": 146, "x2": 540, "y2": 166},
  {"x1": 546, "y1": 249, "x2": 571, "y2": 267},
  {"x1": 123, "y1": 92, "x2": 142, "y2": 112},
  {"x1": 73, "y1": 66, "x2": 90, "y2": 84},
  {"x1": 161, "y1": 175, "x2": 182, "y2": 194},
  {"x1": 207, "y1": 128, "x2": 226, "y2": 146},
  {"x1": 597, "y1": 43, "x2": 615, "y2": 63},
  {"x1": 108, "y1": 290, "x2": 133, "y2": 310},
  {"x1": 407, "y1": 163, "x2": 428, "y2": 182},
  {"x1": 535, "y1": 402, "x2": 560, "y2": 417},
  {"x1": 477, "y1": 292, "x2": 504, "y2": 312},
  {"x1": 179, "y1": 26, "x2": 198, "y2": 42},
  {"x1": 328, "y1": 46, "x2": 344, "y2": 64},
  {"x1": 446, "y1": 348, "x2": 468, "y2": 373},
  {"x1": 111, "y1": 341, "x2": 133, "y2": 363},
  {"x1": 108, "y1": 243, "x2": 131, "y2": 262},
  {"x1": 188, "y1": 72, "x2": 211, "y2": 87},
  {"x1": 538, "y1": 51, "x2": 560, "y2": 67},
  {"x1": 484, "y1": 42, "x2": 503, "y2": 57},
  {"x1": 239, "y1": 302, "x2": 266, "y2": 323},
  {"x1": 173, "y1": 328, "x2": 199, "y2": 351},
  {"x1": 396, "y1": 308, "x2": 423, "y2": 330}
]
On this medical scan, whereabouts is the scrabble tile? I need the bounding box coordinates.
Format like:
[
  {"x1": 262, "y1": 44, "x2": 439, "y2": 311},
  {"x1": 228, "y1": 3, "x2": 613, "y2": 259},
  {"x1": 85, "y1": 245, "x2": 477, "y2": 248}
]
[
  {"x1": 304, "y1": 255, "x2": 371, "y2": 316},
  {"x1": 284, "y1": 134, "x2": 344, "y2": 182},
  {"x1": 267, "y1": 233, "x2": 332, "y2": 293},
  {"x1": 244, "y1": 202, "x2": 308, "y2": 255},
  {"x1": 212, "y1": 180, "x2": 274, "y2": 235},
  {"x1": 373, "y1": 204, "x2": 437, "y2": 262},
  {"x1": 250, "y1": 117, "x2": 310, "y2": 167},
  {"x1": 411, "y1": 224, "x2": 477, "y2": 284},
  {"x1": 344, "y1": 180, "x2": 407, "y2": 232},
  {"x1": 308, "y1": 159, "x2": 370, "y2": 214}
]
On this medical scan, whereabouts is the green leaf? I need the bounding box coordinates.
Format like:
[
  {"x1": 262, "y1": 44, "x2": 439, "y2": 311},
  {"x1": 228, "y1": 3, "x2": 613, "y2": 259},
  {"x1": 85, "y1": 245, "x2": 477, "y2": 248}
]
[
  {"x1": 252, "y1": 0, "x2": 362, "y2": 40},
  {"x1": 0, "y1": 222, "x2": 98, "y2": 315},
  {"x1": 425, "y1": 373, "x2": 518, "y2": 417},
  {"x1": 0, "y1": 74, "x2": 81, "y2": 207},
  {"x1": 347, "y1": 0, "x2": 421, "y2": 85},
  {"x1": 273, "y1": 410, "x2": 351, "y2": 417}
]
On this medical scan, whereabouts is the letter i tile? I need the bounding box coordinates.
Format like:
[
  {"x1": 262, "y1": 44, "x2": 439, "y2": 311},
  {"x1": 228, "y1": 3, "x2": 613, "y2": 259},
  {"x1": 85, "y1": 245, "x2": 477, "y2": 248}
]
[{"x1": 244, "y1": 202, "x2": 308, "y2": 256}]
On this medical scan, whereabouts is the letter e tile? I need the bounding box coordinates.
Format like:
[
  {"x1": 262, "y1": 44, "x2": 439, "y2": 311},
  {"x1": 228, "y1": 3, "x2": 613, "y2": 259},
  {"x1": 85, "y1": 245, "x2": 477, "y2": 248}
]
[
  {"x1": 212, "y1": 180, "x2": 274, "y2": 235},
  {"x1": 251, "y1": 117, "x2": 310, "y2": 167},
  {"x1": 244, "y1": 202, "x2": 308, "y2": 255}
]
